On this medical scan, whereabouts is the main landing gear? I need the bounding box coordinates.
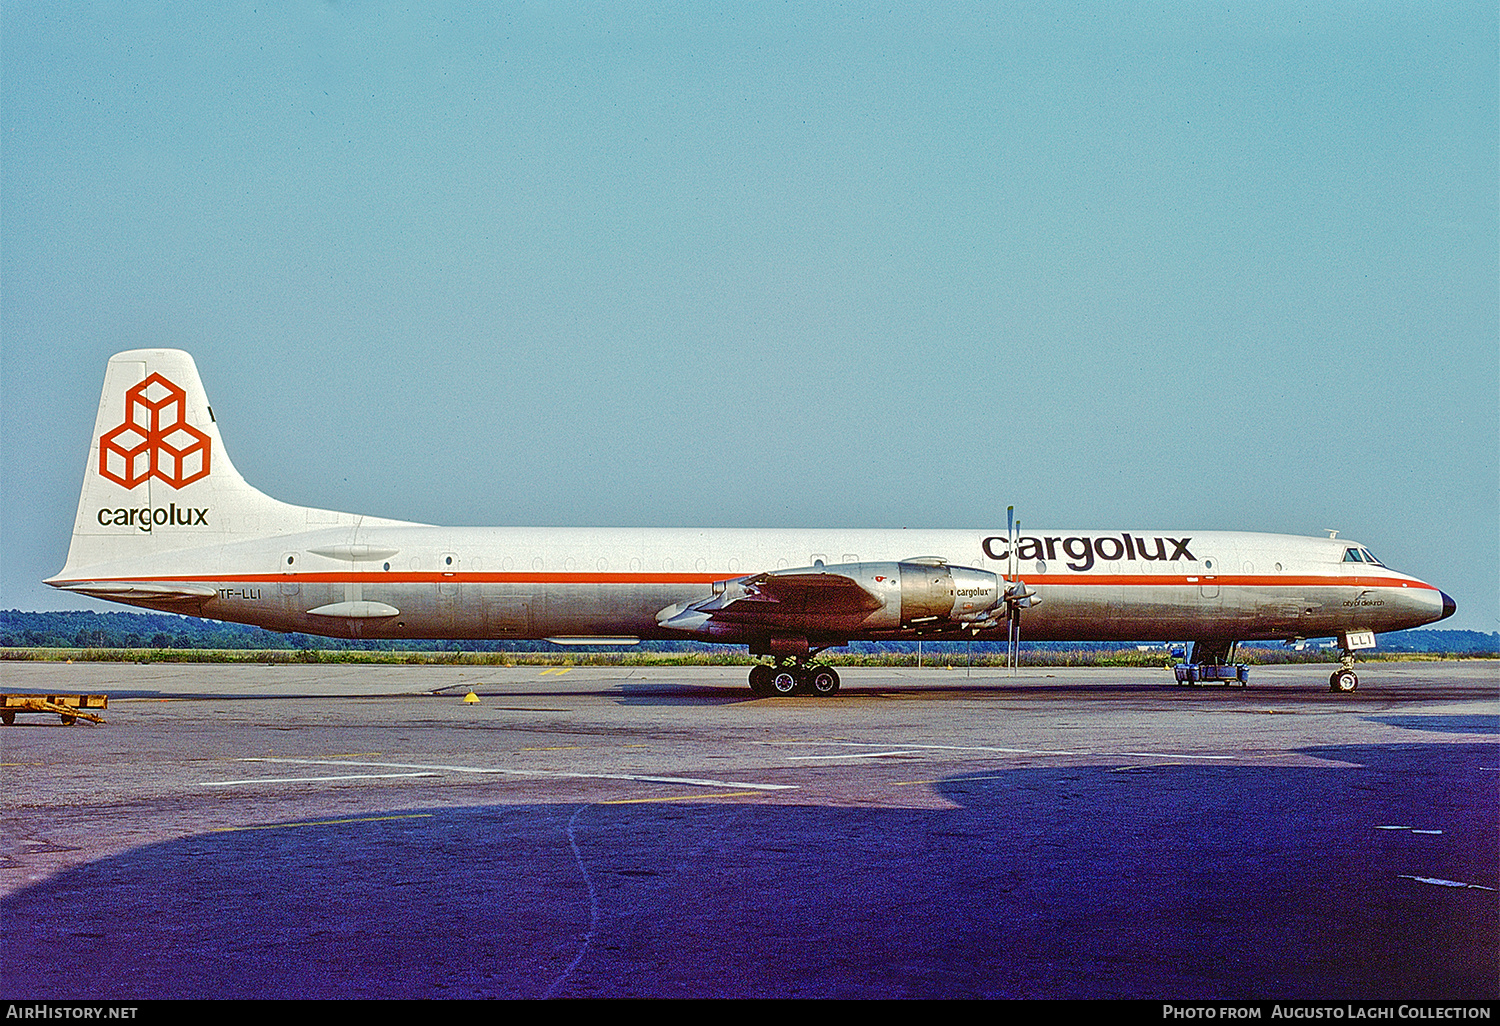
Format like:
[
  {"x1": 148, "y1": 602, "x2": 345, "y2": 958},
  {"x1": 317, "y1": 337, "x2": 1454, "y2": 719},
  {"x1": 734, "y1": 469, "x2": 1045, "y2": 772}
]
[{"x1": 748, "y1": 660, "x2": 841, "y2": 697}]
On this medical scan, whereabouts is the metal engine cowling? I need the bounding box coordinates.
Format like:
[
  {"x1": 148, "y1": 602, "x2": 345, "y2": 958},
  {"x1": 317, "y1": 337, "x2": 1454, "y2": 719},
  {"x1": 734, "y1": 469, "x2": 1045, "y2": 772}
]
[{"x1": 897, "y1": 561, "x2": 1003, "y2": 627}]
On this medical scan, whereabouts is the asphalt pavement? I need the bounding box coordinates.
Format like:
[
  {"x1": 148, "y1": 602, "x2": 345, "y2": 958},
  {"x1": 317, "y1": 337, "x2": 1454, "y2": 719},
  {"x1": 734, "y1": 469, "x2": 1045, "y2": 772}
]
[{"x1": 1, "y1": 660, "x2": 1494, "y2": 999}]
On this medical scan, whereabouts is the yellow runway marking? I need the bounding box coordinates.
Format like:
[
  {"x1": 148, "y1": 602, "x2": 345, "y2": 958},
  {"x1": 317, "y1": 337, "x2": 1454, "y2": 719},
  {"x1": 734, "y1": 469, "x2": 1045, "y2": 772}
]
[
  {"x1": 538, "y1": 668, "x2": 573, "y2": 676},
  {"x1": 601, "y1": 791, "x2": 762, "y2": 805},
  {"x1": 210, "y1": 814, "x2": 434, "y2": 833}
]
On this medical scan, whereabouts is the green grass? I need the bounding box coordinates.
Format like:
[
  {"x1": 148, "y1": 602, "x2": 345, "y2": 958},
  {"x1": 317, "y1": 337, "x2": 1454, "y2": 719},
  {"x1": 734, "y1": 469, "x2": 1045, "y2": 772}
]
[{"x1": 1, "y1": 647, "x2": 1490, "y2": 667}]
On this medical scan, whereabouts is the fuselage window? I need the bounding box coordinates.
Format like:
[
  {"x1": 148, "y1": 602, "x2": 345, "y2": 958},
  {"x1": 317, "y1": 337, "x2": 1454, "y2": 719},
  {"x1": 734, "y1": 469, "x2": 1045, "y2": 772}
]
[
  {"x1": 1360, "y1": 549, "x2": 1383, "y2": 566},
  {"x1": 1343, "y1": 548, "x2": 1364, "y2": 562}
]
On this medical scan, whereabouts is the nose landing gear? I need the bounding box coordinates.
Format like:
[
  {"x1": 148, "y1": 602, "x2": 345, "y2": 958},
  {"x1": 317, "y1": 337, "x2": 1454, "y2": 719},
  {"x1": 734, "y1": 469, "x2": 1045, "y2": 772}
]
[
  {"x1": 1330, "y1": 651, "x2": 1360, "y2": 693},
  {"x1": 1328, "y1": 631, "x2": 1373, "y2": 693}
]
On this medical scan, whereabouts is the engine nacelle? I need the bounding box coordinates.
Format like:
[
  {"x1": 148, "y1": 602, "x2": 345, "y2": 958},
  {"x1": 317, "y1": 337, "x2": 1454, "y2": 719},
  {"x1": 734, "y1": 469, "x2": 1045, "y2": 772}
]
[{"x1": 896, "y1": 561, "x2": 1003, "y2": 627}]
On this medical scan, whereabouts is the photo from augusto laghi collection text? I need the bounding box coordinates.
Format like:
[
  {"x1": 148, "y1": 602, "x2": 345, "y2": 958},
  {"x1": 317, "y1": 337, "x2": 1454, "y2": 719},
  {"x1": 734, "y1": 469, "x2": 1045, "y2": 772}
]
[{"x1": 1162, "y1": 1006, "x2": 1494, "y2": 1020}]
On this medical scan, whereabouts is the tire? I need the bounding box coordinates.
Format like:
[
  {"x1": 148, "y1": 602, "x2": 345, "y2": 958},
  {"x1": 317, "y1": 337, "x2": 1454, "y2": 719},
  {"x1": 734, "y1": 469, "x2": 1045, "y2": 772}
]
[
  {"x1": 809, "y1": 665, "x2": 840, "y2": 696},
  {"x1": 748, "y1": 665, "x2": 773, "y2": 696},
  {"x1": 1, "y1": 711, "x2": 13, "y2": 726},
  {"x1": 770, "y1": 669, "x2": 800, "y2": 696},
  {"x1": 1332, "y1": 669, "x2": 1359, "y2": 693}
]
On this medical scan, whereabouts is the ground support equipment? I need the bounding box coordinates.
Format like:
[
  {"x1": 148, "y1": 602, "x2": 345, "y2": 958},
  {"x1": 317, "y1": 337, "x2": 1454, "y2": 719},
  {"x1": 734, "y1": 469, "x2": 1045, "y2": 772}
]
[
  {"x1": 1173, "y1": 664, "x2": 1250, "y2": 687},
  {"x1": 1, "y1": 694, "x2": 108, "y2": 726}
]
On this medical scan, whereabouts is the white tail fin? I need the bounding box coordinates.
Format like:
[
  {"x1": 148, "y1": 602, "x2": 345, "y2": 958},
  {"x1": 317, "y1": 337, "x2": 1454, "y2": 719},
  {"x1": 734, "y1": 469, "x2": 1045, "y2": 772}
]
[{"x1": 50, "y1": 349, "x2": 410, "y2": 583}]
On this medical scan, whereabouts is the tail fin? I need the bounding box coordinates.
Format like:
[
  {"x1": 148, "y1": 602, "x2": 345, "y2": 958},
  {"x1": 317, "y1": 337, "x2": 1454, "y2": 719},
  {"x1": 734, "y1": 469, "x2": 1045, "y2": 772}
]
[{"x1": 49, "y1": 349, "x2": 408, "y2": 584}]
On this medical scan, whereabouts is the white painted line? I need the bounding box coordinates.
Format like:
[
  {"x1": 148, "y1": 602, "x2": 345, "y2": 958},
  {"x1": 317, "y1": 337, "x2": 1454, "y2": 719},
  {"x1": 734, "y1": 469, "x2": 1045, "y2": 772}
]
[
  {"x1": 1398, "y1": 875, "x2": 1495, "y2": 891},
  {"x1": 203, "y1": 772, "x2": 440, "y2": 787},
  {"x1": 1412, "y1": 829, "x2": 1444, "y2": 835},
  {"x1": 788, "y1": 750, "x2": 924, "y2": 761},
  {"x1": 1376, "y1": 825, "x2": 1412, "y2": 830},
  {"x1": 756, "y1": 740, "x2": 1082, "y2": 756},
  {"x1": 245, "y1": 757, "x2": 512, "y2": 774},
  {"x1": 239, "y1": 757, "x2": 796, "y2": 791},
  {"x1": 756, "y1": 740, "x2": 1237, "y2": 760},
  {"x1": 613, "y1": 774, "x2": 792, "y2": 790}
]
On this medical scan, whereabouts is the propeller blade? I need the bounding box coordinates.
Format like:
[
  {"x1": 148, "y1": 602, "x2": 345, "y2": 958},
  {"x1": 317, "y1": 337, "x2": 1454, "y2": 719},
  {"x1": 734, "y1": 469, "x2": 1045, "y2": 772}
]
[
  {"x1": 1013, "y1": 516, "x2": 1021, "y2": 673},
  {"x1": 1005, "y1": 507, "x2": 1022, "y2": 671},
  {"x1": 1007, "y1": 506, "x2": 1017, "y2": 586},
  {"x1": 1009, "y1": 600, "x2": 1020, "y2": 675}
]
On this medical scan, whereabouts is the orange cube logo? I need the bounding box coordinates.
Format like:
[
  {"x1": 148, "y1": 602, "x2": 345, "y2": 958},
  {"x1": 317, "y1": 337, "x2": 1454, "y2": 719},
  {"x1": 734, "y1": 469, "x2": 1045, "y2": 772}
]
[{"x1": 99, "y1": 374, "x2": 211, "y2": 488}]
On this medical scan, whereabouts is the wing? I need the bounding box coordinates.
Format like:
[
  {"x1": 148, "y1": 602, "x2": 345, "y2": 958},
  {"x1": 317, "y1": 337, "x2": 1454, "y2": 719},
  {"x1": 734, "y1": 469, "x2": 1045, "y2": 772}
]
[
  {"x1": 658, "y1": 566, "x2": 888, "y2": 637},
  {"x1": 656, "y1": 559, "x2": 1012, "y2": 641}
]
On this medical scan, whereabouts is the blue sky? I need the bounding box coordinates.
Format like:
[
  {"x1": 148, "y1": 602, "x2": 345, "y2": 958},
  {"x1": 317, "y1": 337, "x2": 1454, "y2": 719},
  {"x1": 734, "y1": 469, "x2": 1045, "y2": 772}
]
[{"x1": 3, "y1": 2, "x2": 1495, "y2": 632}]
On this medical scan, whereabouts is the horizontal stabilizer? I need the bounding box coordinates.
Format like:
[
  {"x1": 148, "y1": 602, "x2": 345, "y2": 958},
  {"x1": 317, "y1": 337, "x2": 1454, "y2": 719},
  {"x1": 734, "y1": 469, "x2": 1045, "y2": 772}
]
[
  {"x1": 54, "y1": 581, "x2": 218, "y2": 601},
  {"x1": 544, "y1": 636, "x2": 642, "y2": 646}
]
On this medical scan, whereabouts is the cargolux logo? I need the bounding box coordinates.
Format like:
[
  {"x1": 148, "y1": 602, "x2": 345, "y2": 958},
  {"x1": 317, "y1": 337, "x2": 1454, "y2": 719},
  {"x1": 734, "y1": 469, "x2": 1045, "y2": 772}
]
[{"x1": 98, "y1": 373, "x2": 211, "y2": 489}]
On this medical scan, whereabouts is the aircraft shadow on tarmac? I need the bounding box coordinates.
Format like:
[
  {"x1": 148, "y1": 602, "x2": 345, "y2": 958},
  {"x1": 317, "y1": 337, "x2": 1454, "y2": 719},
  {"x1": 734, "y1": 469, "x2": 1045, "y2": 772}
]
[
  {"x1": 1364, "y1": 714, "x2": 1499, "y2": 735},
  {"x1": 2, "y1": 743, "x2": 1494, "y2": 1000}
]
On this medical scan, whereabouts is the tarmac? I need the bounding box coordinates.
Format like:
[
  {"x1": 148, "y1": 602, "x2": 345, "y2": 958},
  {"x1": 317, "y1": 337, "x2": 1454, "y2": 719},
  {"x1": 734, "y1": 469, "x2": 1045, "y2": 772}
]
[{"x1": 1, "y1": 659, "x2": 1495, "y2": 1000}]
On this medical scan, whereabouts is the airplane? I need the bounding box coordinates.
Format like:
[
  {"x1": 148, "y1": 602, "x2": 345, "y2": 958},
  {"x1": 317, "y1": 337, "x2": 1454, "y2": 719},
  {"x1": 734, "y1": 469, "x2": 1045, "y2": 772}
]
[{"x1": 48, "y1": 349, "x2": 1456, "y2": 697}]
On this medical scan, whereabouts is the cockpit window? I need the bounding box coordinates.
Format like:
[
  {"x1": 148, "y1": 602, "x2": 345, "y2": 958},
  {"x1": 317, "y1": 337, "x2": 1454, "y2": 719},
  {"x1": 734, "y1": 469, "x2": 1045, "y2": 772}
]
[
  {"x1": 1342, "y1": 548, "x2": 1364, "y2": 562},
  {"x1": 1360, "y1": 549, "x2": 1383, "y2": 566}
]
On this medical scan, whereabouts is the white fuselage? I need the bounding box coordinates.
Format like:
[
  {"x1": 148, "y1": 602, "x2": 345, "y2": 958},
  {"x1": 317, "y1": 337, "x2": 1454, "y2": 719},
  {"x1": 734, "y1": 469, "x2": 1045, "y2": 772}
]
[{"x1": 53, "y1": 524, "x2": 1451, "y2": 645}]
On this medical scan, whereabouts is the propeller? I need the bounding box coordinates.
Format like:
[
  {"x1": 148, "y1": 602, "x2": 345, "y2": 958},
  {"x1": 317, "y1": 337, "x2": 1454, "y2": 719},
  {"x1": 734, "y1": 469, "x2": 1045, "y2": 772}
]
[
  {"x1": 1003, "y1": 506, "x2": 1040, "y2": 674},
  {"x1": 1007, "y1": 507, "x2": 1019, "y2": 673}
]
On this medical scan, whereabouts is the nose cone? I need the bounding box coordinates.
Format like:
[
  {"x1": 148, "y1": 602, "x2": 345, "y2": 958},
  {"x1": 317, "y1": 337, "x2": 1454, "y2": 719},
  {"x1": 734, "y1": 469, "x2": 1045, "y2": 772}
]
[{"x1": 1439, "y1": 591, "x2": 1456, "y2": 622}]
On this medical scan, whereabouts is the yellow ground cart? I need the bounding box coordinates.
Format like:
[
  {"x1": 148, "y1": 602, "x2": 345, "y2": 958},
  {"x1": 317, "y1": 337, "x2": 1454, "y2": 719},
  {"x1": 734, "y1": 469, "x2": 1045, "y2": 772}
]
[{"x1": 1, "y1": 693, "x2": 108, "y2": 726}]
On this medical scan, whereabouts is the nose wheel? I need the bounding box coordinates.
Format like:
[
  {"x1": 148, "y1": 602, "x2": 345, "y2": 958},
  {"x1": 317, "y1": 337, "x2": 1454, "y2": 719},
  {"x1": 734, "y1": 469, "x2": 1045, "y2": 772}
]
[
  {"x1": 1329, "y1": 650, "x2": 1359, "y2": 693},
  {"x1": 748, "y1": 660, "x2": 840, "y2": 697}
]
